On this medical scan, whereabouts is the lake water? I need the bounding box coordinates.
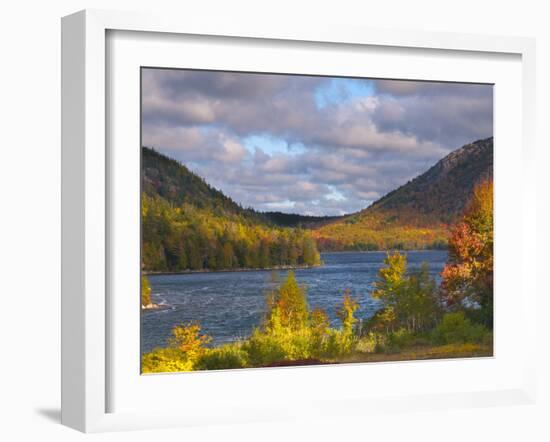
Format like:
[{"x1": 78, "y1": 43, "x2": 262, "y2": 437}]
[{"x1": 141, "y1": 250, "x2": 448, "y2": 354}]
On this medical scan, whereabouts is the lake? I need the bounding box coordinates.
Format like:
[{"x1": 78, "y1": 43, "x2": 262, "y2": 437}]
[{"x1": 141, "y1": 250, "x2": 448, "y2": 354}]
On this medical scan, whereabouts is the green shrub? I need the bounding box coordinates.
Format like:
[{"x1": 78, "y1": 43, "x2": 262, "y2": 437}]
[
  {"x1": 240, "y1": 273, "x2": 361, "y2": 366},
  {"x1": 242, "y1": 328, "x2": 298, "y2": 366},
  {"x1": 241, "y1": 324, "x2": 358, "y2": 366},
  {"x1": 464, "y1": 307, "x2": 493, "y2": 329},
  {"x1": 361, "y1": 329, "x2": 432, "y2": 354},
  {"x1": 323, "y1": 328, "x2": 357, "y2": 358},
  {"x1": 386, "y1": 328, "x2": 412, "y2": 352},
  {"x1": 195, "y1": 344, "x2": 249, "y2": 370},
  {"x1": 355, "y1": 333, "x2": 379, "y2": 354},
  {"x1": 431, "y1": 312, "x2": 487, "y2": 345},
  {"x1": 141, "y1": 347, "x2": 193, "y2": 373},
  {"x1": 142, "y1": 321, "x2": 212, "y2": 373},
  {"x1": 482, "y1": 331, "x2": 493, "y2": 346}
]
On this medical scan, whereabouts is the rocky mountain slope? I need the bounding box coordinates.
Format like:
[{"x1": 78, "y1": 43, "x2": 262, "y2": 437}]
[
  {"x1": 366, "y1": 137, "x2": 493, "y2": 224},
  {"x1": 312, "y1": 138, "x2": 493, "y2": 250}
]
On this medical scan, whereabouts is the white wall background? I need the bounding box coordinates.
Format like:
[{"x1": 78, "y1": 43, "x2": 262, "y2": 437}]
[{"x1": 0, "y1": 1, "x2": 548, "y2": 441}]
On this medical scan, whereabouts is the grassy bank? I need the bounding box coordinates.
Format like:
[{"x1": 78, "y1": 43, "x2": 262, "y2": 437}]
[
  {"x1": 258, "y1": 342, "x2": 493, "y2": 368},
  {"x1": 341, "y1": 341, "x2": 492, "y2": 364},
  {"x1": 141, "y1": 325, "x2": 493, "y2": 373}
]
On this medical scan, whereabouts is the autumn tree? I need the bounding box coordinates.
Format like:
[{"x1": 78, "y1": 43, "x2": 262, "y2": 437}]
[
  {"x1": 372, "y1": 253, "x2": 407, "y2": 305},
  {"x1": 142, "y1": 322, "x2": 213, "y2": 373},
  {"x1": 441, "y1": 179, "x2": 493, "y2": 327},
  {"x1": 265, "y1": 271, "x2": 309, "y2": 331},
  {"x1": 141, "y1": 193, "x2": 322, "y2": 273},
  {"x1": 168, "y1": 321, "x2": 212, "y2": 361},
  {"x1": 302, "y1": 236, "x2": 321, "y2": 266},
  {"x1": 369, "y1": 252, "x2": 440, "y2": 334},
  {"x1": 310, "y1": 308, "x2": 330, "y2": 336},
  {"x1": 336, "y1": 290, "x2": 360, "y2": 336},
  {"x1": 221, "y1": 242, "x2": 235, "y2": 268},
  {"x1": 141, "y1": 275, "x2": 152, "y2": 307},
  {"x1": 369, "y1": 252, "x2": 407, "y2": 333},
  {"x1": 401, "y1": 263, "x2": 440, "y2": 333}
]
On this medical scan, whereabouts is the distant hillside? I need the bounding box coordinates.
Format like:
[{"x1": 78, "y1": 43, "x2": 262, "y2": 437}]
[
  {"x1": 143, "y1": 147, "x2": 342, "y2": 228},
  {"x1": 141, "y1": 147, "x2": 321, "y2": 272},
  {"x1": 142, "y1": 147, "x2": 262, "y2": 221},
  {"x1": 262, "y1": 211, "x2": 341, "y2": 228},
  {"x1": 142, "y1": 138, "x2": 493, "y2": 256},
  {"x1": 313, "y1": 138, "x2": 493, "y2": 251},
  {"x1": 367, "y1": 137, "x2": 493, "y2": 224}
]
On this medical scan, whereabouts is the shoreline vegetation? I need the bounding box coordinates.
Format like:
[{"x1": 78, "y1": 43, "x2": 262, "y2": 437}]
[
  {"x1": 141, "y1": 180, "x2": 494, "y2": 372},
  {"x1": 142, "y1": 192, "x2": 322, "y2": 273},
  {"x1": 143, "y1": 248, "x2": 452, "y2": 277},
  {"x1": 142, "y1": 148, "x2": 323, "y2": 274},
  {"x1": 143, "y1": 262, "x2": 322, "y2": 277}
]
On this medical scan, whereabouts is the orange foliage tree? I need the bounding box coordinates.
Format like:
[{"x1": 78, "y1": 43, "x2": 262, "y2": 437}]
[
  {"x1": 168, "y1": 321, "x2": 212, "y2": 361},
  {"x1": 441, "y1": 179, "x2": 493, "y2": 327}
]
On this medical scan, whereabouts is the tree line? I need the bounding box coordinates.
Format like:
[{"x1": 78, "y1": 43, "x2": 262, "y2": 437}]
[
  {"x1": 142, "y1": 194, "x2": 321, "y2": 272},
  {"x1": 312, "y1": 209, "x2": 450, "y2": 252}
]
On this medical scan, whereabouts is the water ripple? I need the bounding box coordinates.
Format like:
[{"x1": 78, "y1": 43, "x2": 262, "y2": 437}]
[{"x1": 141, "y1": 250, "x2": 447, "y2": 354}]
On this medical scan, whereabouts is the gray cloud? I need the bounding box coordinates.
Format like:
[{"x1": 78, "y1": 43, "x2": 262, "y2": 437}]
[
  {"x1": 142, "y1": 68, "x2": 493, "y2": 216},
  {"x1": 373, "y1": 79, "x2": 492, "y2": 98}
]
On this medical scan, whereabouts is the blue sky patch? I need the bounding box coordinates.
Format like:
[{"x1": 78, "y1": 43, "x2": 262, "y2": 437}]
[{"x1": 315, "y1": 78, "x2": 375, "y2": 109}]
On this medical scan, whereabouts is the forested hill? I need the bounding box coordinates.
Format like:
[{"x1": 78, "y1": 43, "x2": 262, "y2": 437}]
[
  {"x1": 262, "y1": 211, "x2": 341, "y2": 227},
  {"x1": 142, "y1": 138, "x2": 493, "y2": 258},
  {"x1": 141, "y1": 147, "x2": 322, "y2": 272},
  {"x1": 313, "y1": 138, "x2": 493, "y2": 251},
  {"x1": 259, "y1": 138, "x2": 492, "y2": 229},
  {"x1": 366, "y1": 137, "x2": 493, "y2": 224},
  {"x1": 143, "y1": 147, "x2": 261, "y2": 221},
  {"x1": 143, "y1": 146, "x2": 342, "y2": 227}
]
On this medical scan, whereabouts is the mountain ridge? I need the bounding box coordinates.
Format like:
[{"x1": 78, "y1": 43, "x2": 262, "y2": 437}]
[
  {"x1": 312, "y1": 137, "x2": 493, "y2": 250},
  {"x1": 142, "y1": 147, "x2": 342, "y2": 227},
  {"x1": 142, "y1": 147, "x2": 260, "y2": 221},
  {"x1": 365, "y1": 137, "x2": 493, "y2": 224},
  {"x1": 142, "y1": 136, "x2": 493, "y2": 253}
]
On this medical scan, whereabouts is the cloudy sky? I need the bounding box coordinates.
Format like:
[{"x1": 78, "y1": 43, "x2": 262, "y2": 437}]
[{"x1": 142, "y1": 68, "x2": 493, "y2": 216}]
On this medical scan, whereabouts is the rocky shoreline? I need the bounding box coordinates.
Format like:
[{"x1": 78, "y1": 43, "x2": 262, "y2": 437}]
[{"x1": 141, "y1": 303, "x2": 172, "y2": 312}]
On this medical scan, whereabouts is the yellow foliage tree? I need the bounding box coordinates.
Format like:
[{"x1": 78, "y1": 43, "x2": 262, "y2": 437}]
[
  {"x1": 141, "y1": 275, "x2": 152, "y2": 307},
  {"x1": 168, "y1": 321, "x2": 212, "y2": 362},
  {"x1": 265, "y1": 271, "x2": 309, "y2": 331}
]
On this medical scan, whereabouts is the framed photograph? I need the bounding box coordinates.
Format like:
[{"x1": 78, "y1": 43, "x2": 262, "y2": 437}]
[{"x1": 61, "y1": 9, "x2": 537, "y2": 432}]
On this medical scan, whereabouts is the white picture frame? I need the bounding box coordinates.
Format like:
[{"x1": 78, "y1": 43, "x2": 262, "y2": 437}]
[{"x1": 61, "y1": 9, "x2": 537, "y2": 433}]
